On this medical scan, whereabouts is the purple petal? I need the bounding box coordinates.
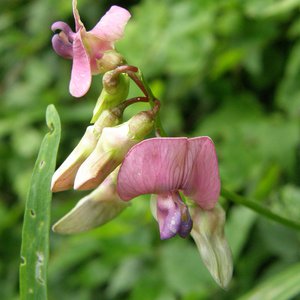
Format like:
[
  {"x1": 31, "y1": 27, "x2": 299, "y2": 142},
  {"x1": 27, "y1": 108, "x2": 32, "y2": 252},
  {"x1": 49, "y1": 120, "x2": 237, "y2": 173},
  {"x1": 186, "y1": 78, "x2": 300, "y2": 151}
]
[
  {"x1": 156, "y1": 192, "x2": 182, "y2": 240},
  {"x1": 90, "y1": 6, "x2": 131, "y2": 41},
  {"x1": 117, "y1": 138, "x2": 188, "y2": 201},
  {"x1": 156, "y1": 192, "x2": 192, "y2": 240},
  {"x1": 51, "y1": 21, "x2": 75, "y2": 41},
  {"x1": 52, "y1": 34, "x2": 73, "y2": 59},
  {"x1": 69, "y1": 33, "x2": 92, "y2": 97},
  {"x1": 177, "y1": 198, "x2": 193, "y2": 238},
  {"x1": 182, "y1": 137, "x2": 221, "y2": 210}
]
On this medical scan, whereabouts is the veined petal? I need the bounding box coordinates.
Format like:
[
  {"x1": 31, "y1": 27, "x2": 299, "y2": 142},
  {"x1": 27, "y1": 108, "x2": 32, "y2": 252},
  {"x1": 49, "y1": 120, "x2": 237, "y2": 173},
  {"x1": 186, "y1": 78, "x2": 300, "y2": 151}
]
[
  {"x1": 117, "y1": 138, "x2": 188, "y2": 201},
  {"x1": 190, "y1": 204, "x2": 233, "y2": 289},
  {"x1": 69, "y1": 33, "x2": 91, "y2": 97},
  {"x1": 52, "y1": 34, "x2": 73, "y2": 59},
  {"x1": 183, "y1": 137, "x2": 220, "y2": 210},
  {"x1": 90, "y1": 6, "x2": 131, "y2": 41}
]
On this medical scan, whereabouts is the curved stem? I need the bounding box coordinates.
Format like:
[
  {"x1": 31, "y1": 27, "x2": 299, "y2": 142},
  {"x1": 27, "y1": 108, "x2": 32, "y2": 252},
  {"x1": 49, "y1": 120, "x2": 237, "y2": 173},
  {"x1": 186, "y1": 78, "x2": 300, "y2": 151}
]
[{"x1": 221, "y1": 187, "x2": 300, "y2": 231}]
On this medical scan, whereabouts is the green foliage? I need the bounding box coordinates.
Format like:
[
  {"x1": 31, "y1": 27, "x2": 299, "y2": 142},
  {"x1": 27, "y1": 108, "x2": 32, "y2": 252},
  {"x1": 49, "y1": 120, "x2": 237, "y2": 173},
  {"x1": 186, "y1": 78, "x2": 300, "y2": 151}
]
[
  {"x1": 20, "y1": 105, "x2": 61, "y2": 299},
  {"x1": 1, "y1": 0, "x2": 300, "y2": 299}
]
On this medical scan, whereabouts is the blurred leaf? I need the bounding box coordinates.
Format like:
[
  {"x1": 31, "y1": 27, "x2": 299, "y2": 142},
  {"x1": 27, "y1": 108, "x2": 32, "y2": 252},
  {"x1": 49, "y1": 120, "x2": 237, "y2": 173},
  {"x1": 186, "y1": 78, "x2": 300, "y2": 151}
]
[
  {"x1": 244, "y1": 0, "x2": 300, "y2": 17},
  {"x1": 239, "y1": 262, "x2": 300, "y2": 300}
]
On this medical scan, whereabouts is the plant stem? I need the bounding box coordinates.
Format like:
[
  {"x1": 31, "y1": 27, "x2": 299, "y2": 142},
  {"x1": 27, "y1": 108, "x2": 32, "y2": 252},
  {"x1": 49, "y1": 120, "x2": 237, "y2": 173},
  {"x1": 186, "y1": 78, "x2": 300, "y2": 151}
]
[{"x1": 221, "y1": 187, "x2": 300, "y2": 231}]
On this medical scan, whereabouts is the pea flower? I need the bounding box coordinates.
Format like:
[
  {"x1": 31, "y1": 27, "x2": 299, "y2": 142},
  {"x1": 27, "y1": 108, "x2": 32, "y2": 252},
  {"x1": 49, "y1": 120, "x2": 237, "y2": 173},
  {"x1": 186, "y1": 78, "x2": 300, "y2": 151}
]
[
  {"x1": 51, "y1": 0, "x2": 131, "y2": 97},
  {"x1": 117, "y1": 137, "x2": 221, "y2": 239},
  {"x1": 117, "y1": 137, "x2": 233, "y2": 288}
]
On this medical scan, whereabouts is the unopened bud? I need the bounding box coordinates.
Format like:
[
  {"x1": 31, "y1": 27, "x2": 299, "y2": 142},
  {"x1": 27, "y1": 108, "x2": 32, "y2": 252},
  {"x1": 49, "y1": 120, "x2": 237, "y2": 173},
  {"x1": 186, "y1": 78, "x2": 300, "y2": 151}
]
[
  {"x1": 52, "y1": 110, "x2": 121, "y2": 192},
  {"x1": 91, "y1": 72, "x2": 129, "y2": 123},
  {"x1": 96, "y1": 50, "x2": 126, "y2": 74},
  {"x1": 51, "y1": 126, "x2": 98, "y2": 192},
  {"x1": 52, "y1": 168, "x2": 129, "y2": 234},
  {"x1": 190, "y1": 204, "x2": 233, "y2": 289},
  {"x1": 128, "y1": 111, "x2": 155, "y2": 140},
  {"x1": 74, "y1": 111, "x2": 155, "y2": 190},
  {"x1": 93, "y1": 108, "x2": 122, "y2": 135}
]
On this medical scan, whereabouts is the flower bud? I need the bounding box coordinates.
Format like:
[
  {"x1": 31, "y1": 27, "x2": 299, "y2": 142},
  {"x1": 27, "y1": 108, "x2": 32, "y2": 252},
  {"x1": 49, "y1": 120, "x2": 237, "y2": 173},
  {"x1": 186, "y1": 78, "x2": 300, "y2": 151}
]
[
  {"x1": 52, "y1": 168, "x2": 129, "y2": 234},
  {"x1": 51, "y1": 109, "x2": 121, "y2": 192},
  {"x1": 96, "y1": 50, "x2": 126, "y2": 74},
  {"x1": 91, "y1": 72, "x2": 129, "y2": 123},
  {"x1": 190, "y1": 204, "x2": 233, "y2": 289},
  {"x1": 74, "y1": 111, "x2": 155, "y2": 190}
]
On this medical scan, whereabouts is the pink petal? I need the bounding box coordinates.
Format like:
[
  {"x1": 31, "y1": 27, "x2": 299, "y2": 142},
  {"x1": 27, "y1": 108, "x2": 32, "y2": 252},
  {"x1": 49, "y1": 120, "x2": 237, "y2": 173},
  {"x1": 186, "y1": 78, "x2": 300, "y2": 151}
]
[
  {"x1": 72, "y1": 0, "x2": 84, "y2": 32},
  {"x1": 182, "y1": 137, "x2": 220, "y2": 210},
  {"x1": 90, "y1": 6, "x2": 131, "y2": 41},
  {"x1": 69, "y1": 33, "x2": 92, "y2": 98},
  {"x1": 117, "y1": 138, "x2": 188, "y2": 201}
]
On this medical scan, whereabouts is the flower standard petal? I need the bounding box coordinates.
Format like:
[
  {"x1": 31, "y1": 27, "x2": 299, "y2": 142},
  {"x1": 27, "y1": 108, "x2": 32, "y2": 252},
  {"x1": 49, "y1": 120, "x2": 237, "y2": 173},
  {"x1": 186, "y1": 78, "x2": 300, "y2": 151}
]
[
  {"x1": 117, "y1": 138, "x2": 188, "y2": 201},
  {"x1": 70, "y1": 33, "x2": 92, "y2": 97},
  {"x1": 90, "y1": 6, "x2": 131, "y2": 41},
  {"x1": 182, "y1": 137, "x2": 221, "y2": 210}
]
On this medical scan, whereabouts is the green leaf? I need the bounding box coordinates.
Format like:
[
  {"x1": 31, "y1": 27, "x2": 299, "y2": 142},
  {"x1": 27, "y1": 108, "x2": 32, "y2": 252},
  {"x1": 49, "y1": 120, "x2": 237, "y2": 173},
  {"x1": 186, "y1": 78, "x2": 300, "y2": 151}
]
[
  {"x1": 239, "y1": 262, "x2": 300, "y2": 300},
  {"x1": 19, "y1": 105, "x2": 61, "y2": 300}
]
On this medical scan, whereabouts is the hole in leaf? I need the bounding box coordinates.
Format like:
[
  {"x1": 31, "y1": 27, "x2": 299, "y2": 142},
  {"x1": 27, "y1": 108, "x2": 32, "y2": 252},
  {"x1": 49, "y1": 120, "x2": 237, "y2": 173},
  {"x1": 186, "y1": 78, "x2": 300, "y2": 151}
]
[
  {"x1": 20, "y1": 256, "x2": 26, "y2": 266},
  {"x1": 39, "y1": 160, "x2": 45, "y2": 169}
]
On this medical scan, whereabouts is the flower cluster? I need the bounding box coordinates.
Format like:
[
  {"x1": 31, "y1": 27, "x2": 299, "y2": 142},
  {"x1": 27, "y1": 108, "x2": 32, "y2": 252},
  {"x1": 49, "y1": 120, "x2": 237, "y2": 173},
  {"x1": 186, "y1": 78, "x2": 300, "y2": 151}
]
[{"x1": 51, "y1": 0, "x2": 233, "y2": 289}]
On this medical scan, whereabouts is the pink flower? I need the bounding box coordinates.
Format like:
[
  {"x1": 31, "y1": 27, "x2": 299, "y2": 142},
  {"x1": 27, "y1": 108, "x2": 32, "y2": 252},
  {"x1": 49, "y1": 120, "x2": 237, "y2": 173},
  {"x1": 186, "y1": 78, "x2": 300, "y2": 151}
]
[
  {"x1": 117, "y1": 137, "x2": 221, "y2": 239},
  {"x1": 51, "y1": 0, "x2": 131, "y2": 97}
]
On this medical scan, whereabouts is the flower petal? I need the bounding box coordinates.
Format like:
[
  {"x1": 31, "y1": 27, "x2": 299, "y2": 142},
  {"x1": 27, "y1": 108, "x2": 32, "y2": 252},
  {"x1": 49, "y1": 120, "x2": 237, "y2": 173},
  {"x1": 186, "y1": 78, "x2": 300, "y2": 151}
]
[
  {"x1": 69, "y1": 33, "x2": 92, "y2": 97},
  {"x1": 52, "y1": 34, "x2": 73, "y2": 59},
  {"x1": 156, "y1": 192, "x2": 182, "y2": 240},
  {"x1": 182, "y1": 137, "x2": 221, "y2": 210},
  {"x1": 90, "y1": 6, "x2": 131, "y2": 41},
  {"x1": 72, "y1": 0, "x2": 84, "y2": 32},
  {"x1": 190, "y1": 204, "x2": 233, "y2": 289},
  {"x1": 51, "y1": 21, "x2": 75, "y2": 40},
  {"x1": 152, "y1": 192, "x2": 192, "y2": 240},
  {"x1": 117, "y1": 138, "x2": 188, "y2": 201}
]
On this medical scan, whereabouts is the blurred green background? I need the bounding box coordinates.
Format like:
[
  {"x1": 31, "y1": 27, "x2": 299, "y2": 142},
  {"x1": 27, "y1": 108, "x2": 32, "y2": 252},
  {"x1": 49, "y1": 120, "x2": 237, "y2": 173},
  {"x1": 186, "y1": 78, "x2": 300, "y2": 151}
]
[{"x1": 1, "y1": 0, "x2": 300, "y2": 299}]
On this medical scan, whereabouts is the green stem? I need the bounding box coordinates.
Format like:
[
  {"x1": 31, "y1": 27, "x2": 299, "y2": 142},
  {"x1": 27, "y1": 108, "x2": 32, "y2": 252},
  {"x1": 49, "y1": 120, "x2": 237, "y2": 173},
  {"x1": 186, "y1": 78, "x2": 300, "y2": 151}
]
[
  {"x1": 221, "y1": 187, "x2": 300, "y2": 231},
  {"x1": 136, "y1": 70, "x2": 167, "y2": 137}
]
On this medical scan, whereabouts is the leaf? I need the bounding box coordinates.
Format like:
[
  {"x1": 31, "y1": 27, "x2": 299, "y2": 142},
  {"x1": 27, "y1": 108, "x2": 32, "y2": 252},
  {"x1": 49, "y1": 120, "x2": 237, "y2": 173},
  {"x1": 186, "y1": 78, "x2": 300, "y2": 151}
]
[
  {"x1": 238, "y1": 262, "x2": 300, "y2": 300},
  {"x1": 19, "y1": 105, "x2": 61, "y2": 300},
  {"x1": 244, "y1": 0, "x2": 300, "y2": 18}
]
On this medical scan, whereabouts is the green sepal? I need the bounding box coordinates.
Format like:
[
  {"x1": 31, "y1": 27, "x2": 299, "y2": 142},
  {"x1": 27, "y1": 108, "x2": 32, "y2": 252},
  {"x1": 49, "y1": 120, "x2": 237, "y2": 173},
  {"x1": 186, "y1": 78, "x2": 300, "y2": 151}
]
[{"x1": 91, "y1": 73, "x2": 129, "y2": 123}]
